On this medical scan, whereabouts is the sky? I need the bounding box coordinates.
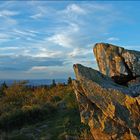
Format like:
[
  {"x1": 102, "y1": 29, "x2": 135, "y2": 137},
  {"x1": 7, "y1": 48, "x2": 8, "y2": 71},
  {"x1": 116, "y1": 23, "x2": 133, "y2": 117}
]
[{"x1": 0, "y1": 1, "x2": 140, "y2": 79}]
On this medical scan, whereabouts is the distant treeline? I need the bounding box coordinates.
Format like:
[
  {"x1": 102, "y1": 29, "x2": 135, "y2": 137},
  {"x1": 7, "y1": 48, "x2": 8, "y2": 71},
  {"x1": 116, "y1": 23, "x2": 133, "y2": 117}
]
[{"x1": 0, "y1": 77, "x2": 73, "y2": 89}]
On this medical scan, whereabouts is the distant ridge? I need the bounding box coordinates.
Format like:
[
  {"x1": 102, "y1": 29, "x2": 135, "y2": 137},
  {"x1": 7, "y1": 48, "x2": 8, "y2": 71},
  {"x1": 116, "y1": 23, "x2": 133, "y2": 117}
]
[{"x1": 0, "y1": 79, "x2": 67, "y2": 86}]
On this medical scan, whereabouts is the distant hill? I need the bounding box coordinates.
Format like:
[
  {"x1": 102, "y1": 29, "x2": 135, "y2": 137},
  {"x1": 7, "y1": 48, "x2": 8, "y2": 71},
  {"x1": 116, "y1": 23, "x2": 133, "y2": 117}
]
[{"x1": 0, "y1": 79, "x2": 67, "y2": 86}]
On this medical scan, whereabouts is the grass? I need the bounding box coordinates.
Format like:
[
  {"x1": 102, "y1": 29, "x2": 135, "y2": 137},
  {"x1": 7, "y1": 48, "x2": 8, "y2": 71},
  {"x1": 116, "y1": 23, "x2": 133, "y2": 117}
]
[{"x1": 0, "y1": 81, "x2": 92, "y2": 140}]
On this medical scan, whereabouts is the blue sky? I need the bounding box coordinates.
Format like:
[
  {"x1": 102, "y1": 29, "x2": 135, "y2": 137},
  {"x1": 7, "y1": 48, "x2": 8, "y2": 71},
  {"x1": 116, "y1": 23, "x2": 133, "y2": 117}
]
[{"x1": 0, "y1": 1, "x2": 140, "y2": 79}]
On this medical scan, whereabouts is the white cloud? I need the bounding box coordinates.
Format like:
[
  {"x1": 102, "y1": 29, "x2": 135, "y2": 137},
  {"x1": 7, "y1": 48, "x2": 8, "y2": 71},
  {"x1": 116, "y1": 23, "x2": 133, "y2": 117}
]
[
  {"x1": 68, "y1": 48, "x2": 91, "y2": 58},
  {"x1": 29, "y1": 66, "x2": 48, "y2": 71},
  {"x1": 28, "y1": 30, "x2": 39, "y2": 34},
  {"x1": 0, "y1": 47, "x2": 19, "y2": 51},
  {"x1": 30, "y1": 4, "x2": 50, "y2": 20},
  {"x1": 30, "y1": 13, "x2": 43, "y2": 19},
  {"x1": 6, "y1": 17, "x2": 17, "y2": 24},
  {"x1": 19, "y1": 44, "x2": 63, "y2": 58},
  {"x1": 0, "y1": 10, "x2": 18, "y2": 17},
  {"x1": 0, "y1": 33, "x2": 10, "y2": 39},
  {"x1": 0, "y1": 33, "x2": 13, "y2": 42},
  {"x1": 26, "y1": 65, "x2": 74, "y2": 78},
  {"x1": 0, "y1": 17, "x2": 17, "y2": 30},
  {"x1": 85, "y1": 3, "x2": 112, "y2": 11},
  {"x1": 28, "y1": 65, "x2": 71, "y2": 73},
  {"x1": 66, "y1": 4, "x2": 86, "y2": 15},
  {"x1": 13, "y1": 29, "x2": 36, "y2": 37},
  {"x1": 68, "y1": 23, "x2": 79, "y2": 32},
  {"x1": 48, "y1": 34, "x2": 75, "y2": 48},
  {"x1": 107, "y1": 37, "x2": 120, "y2": 41},
  {"x1": 33, "y1": 50, "x2": 62, "y2": 58},
  {"x1": 46, "y1": 22, "x2": 80, "y2": 48}
]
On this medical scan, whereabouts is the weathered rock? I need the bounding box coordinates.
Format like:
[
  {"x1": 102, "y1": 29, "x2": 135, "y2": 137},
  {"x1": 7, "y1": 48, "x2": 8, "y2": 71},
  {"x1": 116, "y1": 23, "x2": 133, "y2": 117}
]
[
  {"x1": 128, "y1": 77, "x2": 140, "y2": 87},
  {"x1": 93, "y1": 43, "x2": 140, "y2": 85},
  {"x1": 73, "y1": 43, "x2": 140, "y2": 139},
  {"x1": 73, "y1": 64, "x2": 140, "y2": 140}
]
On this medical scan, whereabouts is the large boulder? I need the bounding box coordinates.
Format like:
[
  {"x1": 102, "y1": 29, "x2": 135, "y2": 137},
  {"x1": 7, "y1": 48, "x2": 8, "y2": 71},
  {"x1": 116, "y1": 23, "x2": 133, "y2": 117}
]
[
  {"x1": 73, "y1": 64, "x2": 140, "y2": 140},
  {"x1": 93, "y1": 43, "x2": 140, "y2": 85},
  {"x1": 73, "y1": 43, "x2": 140, "y2": 140}
]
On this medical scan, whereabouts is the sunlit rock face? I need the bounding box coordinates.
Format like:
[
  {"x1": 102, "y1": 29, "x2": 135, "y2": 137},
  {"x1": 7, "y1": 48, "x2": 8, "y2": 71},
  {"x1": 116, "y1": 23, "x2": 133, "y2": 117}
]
[
  {"x1": 94, "y1": 43, "x2": 140, "y2": 85},
  {"x1": 73, "y1": 43, "x2": 140, "y2": 140}
]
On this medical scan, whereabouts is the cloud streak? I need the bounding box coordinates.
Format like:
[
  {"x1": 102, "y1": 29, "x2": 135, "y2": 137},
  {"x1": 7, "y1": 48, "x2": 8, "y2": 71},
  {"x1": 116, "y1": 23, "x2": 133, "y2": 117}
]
[
  {"x1": 0, "y1": 10, "x2": 18, "y2": 17},
  {"x1": 107, "y1": 37, "x2": 120, "y2": 41}
]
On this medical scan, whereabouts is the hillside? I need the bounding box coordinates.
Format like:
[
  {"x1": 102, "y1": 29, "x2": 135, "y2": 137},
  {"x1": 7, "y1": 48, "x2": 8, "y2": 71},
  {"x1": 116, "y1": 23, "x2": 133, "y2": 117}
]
[{"x1": 0, "y1": 82, "x2": 92, "y2": 140}]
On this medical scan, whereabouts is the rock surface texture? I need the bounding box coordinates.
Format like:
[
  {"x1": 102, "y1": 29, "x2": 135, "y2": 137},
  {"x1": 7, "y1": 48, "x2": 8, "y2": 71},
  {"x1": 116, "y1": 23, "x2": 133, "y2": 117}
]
[
  {"x1": 94, "y1": 43, "x2": 140, "y2": 85},
  {"x1": 73, "y1": 43, "x2": 140, "y2": 140}
]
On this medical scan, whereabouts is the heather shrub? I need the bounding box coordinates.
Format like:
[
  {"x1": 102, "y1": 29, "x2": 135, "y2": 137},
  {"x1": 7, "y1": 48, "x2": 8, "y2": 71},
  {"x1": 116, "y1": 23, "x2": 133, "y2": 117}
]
[
  {"x1": 0, "y1": 81, "x2": 92, "y2": 139},
  {"x1": 0, "y1": 103, "x2": 56, "y2": 130}
]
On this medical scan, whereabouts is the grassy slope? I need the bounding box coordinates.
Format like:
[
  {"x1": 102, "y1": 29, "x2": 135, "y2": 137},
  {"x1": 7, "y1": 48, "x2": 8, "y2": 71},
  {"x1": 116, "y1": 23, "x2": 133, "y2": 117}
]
[
  {"x1": 0, "y1": 82, "x2": 92, "y2": 140},
  {"x1": 2, "y1": 109, "x2": 83, "y2": 140}
]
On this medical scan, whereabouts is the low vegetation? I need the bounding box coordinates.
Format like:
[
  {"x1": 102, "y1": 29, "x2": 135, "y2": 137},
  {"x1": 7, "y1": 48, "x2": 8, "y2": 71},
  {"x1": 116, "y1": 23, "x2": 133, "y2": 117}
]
[{"x1": 0, "y1": 80, "x2": 92, "y2": 140}]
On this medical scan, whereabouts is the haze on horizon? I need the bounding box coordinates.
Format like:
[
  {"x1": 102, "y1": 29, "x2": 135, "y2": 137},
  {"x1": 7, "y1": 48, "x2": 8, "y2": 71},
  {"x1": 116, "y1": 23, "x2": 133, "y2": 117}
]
[{"x1": 0, "y1": 1, "x2": 140, "y2": 79}]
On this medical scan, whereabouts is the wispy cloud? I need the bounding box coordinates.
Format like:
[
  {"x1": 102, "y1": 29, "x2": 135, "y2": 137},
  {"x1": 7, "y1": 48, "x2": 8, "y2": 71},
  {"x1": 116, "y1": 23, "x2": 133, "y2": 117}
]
[
  {"x1": 0, "y1": 46, "x2": 18, "y2": 51},
  {"x1": 31, "y1": 49, "x2": 63, "y2": 58},
  {"x1": 30, "y1": 13, "x2": 43, "y2": 19},
  {"x1": 13, "y1": 29, "x2": 37, "y2": 37},
  {"x1": 30, "y1": 4, "x2": 50, "y2": 20},
  {"x1": 68, "y1": 48, "x2": 91, "y2": 58},
  {"x1": 107, "y1": 37, "x2": 120, "y2": 41},
  {"x1": 0, "y1": 1, "x2": 131, "y2": 78},
  {"x1": 29, "y1": 66, "x2": 48, "y2": 72},
  {"x1": 65, "y1": 4, "x2": 86, "y2": 15},
  {"x1": 0, "y1": 10, "x2": 18, "y2": 17},
  {"x1": 48, "y1": 34, "x2": 75, "y2": 48},
  {"x1": 0, "y1": 33, "x2": 9, "y2": 39}
]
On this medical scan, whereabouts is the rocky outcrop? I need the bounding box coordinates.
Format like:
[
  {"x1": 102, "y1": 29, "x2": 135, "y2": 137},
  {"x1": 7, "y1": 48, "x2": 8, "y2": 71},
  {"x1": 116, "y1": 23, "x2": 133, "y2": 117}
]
[
  {"x1": 94, "y1": 43, "x2": 140, "y2": 85},
  {"x1": 73, "y1": 43, "x2": 140, "y2": 140}
]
